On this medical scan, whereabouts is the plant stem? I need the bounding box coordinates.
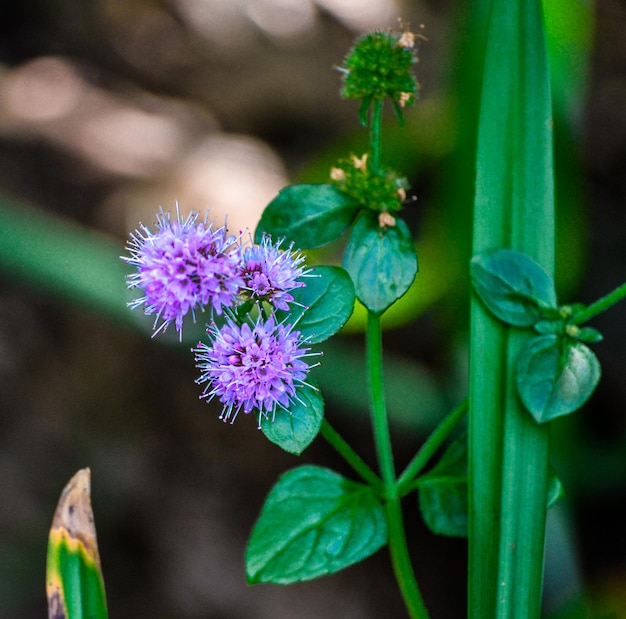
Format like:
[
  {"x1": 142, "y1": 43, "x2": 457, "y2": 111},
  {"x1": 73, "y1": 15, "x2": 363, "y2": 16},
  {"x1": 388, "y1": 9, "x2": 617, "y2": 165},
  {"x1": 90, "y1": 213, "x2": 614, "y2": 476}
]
[
  {"x1": 574, "y1": 280, "x2": 626, "y2": 324},
  {"x1": 319, "y1": 419, "x2": 383, "y2": 492},
  {"x1": 386, "y1": 497, "x2": 429, "y2": 619},
  {"x1": 364, "y1": 94, "x2": 428, "y2": 619},
  {"x1": 369, "y1": 99, "x2": 384, "y2": 173},
  {"x1": 366, "y1": 312, "x2": 396, "y2": 490},
  {"x1": 367, "y1": 311, "x2": 429, "y2": 619},
  {"x1": 397, "y1": 398, "x2": 468, "y2": 497}
]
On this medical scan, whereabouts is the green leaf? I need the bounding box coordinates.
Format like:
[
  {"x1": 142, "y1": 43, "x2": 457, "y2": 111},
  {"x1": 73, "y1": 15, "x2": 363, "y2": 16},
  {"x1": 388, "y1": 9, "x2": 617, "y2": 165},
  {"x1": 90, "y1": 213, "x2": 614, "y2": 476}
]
[
  {"x1": 47, "y1": 469, "x2": 108, "y2": 619},
  {"x1": 343, "y1": 211, "x2": 417, "y2": 314},
  {"x1": 246, "y1": 465, "x2": 387, "y2": 583},
  {"x1": 260, "y1": 383, "x2": 324, "y2": 455},
  {"x1": 471, "y1": 249, "x2": 557, "y2": 327},
  {"x1": 468, "y1": 0, "x2": 558, "y2": 616},
  {"x1": 417, "y1": 434, "x2": 468, "y2": 538},
  {"x1": 574, "y1": 326, "x2": 603, "y2": 344},
  {"x1": 276, "y1": 265, "x2": 355, "y2": 344},
  {"x1": 546, "y1": 468, "x2": 565, "y2": 509},
  {"x1": 516, "y1": 334, "x2": 601, "y2": 423},
  {"x1": 358, "y1": 97, "x2": 372, "y2": 126},
  {"x1": 254, "y1": 184, "x2": 360, "y2": 249},
  {"x1": 534, "y1": 319, "x2": 565, "y2": 335},
  {"x1": 417, "y1": 436, "x2": 564, "y2": 538}
]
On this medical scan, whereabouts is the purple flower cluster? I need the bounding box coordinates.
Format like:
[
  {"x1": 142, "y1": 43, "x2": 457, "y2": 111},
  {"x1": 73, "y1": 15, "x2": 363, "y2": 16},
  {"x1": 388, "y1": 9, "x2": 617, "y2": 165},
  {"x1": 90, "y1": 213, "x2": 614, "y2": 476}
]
[
  {"x1": 195, "y1": 315, "x2": 310, "y2": 425},
  {"x1": 123, "y1": 206, "x2": 314, "y2": 423},
  {"x1": 123, "y1": 208, "x2": 243, "y2": 337},
  {"x1": 241, "y1": 235, "x2": 307, "y2": 311},
  {"x1": 123, "y1": 208, "x2": 307, "y2": 338}
]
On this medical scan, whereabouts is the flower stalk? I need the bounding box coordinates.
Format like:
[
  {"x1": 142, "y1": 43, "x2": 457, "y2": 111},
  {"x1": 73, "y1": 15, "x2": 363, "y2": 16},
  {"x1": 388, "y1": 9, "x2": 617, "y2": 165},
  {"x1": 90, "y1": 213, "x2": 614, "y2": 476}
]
[{"x1": 367, "y1": 312, "x2": 429, "y2": 619}]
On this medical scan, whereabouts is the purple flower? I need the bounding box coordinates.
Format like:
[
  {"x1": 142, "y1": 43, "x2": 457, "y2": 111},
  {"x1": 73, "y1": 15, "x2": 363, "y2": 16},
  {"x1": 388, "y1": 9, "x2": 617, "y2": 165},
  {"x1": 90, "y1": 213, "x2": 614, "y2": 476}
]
[
  {"x1": 194, "y1": 314, "x2": 311, "y2": 424},
  {"x1": 240, "y1": 234, "x2": 309, "y2": 311},
  {"x1": 123, "y1": 207, "x2": 244, "y2": 338}
]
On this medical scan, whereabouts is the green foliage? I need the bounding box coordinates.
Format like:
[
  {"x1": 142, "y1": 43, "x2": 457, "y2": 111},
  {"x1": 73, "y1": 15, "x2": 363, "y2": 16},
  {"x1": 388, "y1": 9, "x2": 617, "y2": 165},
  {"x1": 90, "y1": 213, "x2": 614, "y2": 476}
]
[
  {"x1": 471, "y1": 248, "x2": 603, "y2": 422},
  {"x1": 275, "y1": 265, "x2": 355, "y2": 344},
  {"x1": 468, "y1": 1, "x2": 556, "y2": 616},
  {"x1": 261, "y1": 383, "x2": 324, "y2": 455},
  {"x1": 417, "y1": 434, "x2": 468, "y2": 538},
  {"x1": 417, "y1": 433, "x2": 564, "y2": 539},
  {"x1": 246, "y1": 466, "x2": 387, "y2": 584},
  {"x1": 254, "y1": 184, "x2": 360, "y2": 249},
  {"x1": 343, "y1": 211, "x2": 417, "y2": 314},
  {"x1": 516, "y1": 335, "x2": 601, "y2": 423},
  {"x1": 470, "y1": 249, "x2": 557, "y2": 327}
]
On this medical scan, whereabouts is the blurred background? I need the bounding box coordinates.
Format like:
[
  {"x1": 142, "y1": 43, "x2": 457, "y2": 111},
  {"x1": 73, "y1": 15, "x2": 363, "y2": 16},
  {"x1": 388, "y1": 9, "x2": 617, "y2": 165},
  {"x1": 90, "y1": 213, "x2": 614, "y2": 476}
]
[{"x1": 1, "y1": 0, "x2": 626, "y2": 617}]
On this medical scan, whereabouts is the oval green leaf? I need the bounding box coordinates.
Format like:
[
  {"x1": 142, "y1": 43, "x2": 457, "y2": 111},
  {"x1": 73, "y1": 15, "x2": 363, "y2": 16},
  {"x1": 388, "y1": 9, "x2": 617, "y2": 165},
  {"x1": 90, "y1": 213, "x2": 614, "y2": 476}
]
[
  {"x1": 417, "y1": 434, "x2": 468, "y2": 538},
  {"x1": 277, "y1": 265, "x2": 355, "y2": 344},
  {"x1": 343, "y1": 211, "x2": 417, "y2": 314},
  {"x1": 254, "y1": 184, "x2": 360, "y2": 249},
  {"x1": 470, "y1": 249, "x2": 557, "y2": 327},
  {"x1": 575, "y1": 326, "x2": 604, "y2": 344},
  {"x1": 516, "y1": 334, "x2": 601, "y2": 423},
  {"x1": 416, "y1": 434, "x2": 564, "y2": 537},
  {"x1": 260, "y1": 382, "x2": 324, "y2": 455},
  {"x1": 246, "y1": 465, "x2": 387, "y2": 584}
]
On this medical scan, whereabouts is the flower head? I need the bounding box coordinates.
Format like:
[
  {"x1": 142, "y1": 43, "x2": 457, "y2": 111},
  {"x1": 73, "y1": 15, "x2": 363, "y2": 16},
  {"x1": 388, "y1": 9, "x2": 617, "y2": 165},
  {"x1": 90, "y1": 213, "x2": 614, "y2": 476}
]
[
  {"x1": 240, "y1": 235, "x2": 309, "y2": 311},
  {"x1": 329, "y1": 153, "x2": 409, "y2": 214},
  {"x1": 194, "y1": 314, "x2": 311, "y2": 425},
  {"x1": 123, "y1": 207, "x2": 244, "y2": 338},
  {"x1": 339, "y1": 30, "x2": 419, "y2": 112}
]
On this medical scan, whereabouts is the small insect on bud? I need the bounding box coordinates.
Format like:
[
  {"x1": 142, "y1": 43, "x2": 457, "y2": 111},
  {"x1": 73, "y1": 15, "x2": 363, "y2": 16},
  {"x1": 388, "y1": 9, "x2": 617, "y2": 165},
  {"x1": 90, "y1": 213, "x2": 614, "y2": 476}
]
[{"x1": 379, "y1": 211, "x2": 397, "y2": 228}]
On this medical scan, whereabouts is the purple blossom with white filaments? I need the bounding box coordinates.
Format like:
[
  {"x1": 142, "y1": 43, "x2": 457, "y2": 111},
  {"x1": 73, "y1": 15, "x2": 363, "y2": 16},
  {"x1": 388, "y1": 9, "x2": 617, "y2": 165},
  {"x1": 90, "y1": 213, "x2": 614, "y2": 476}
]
[
  {"x1": 194, "y1": 314, "x2": 313, "y2": 425},
  {"x1": 123, "y1": 206, "x2": 244, "y2": 338},
  {"x1": 241, "y1": 233, "x2": 311, "y2": 311}
]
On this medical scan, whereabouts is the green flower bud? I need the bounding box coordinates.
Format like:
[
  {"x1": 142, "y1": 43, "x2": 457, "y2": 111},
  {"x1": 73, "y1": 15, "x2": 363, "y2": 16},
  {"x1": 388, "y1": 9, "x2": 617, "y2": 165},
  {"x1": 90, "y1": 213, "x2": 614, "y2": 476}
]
[
  {"x1": 339, "y1": 29, "x2": 420, "y2": 124},
  {"x1": 330, "y1": 153, "x2": 409, "y2": 213}
]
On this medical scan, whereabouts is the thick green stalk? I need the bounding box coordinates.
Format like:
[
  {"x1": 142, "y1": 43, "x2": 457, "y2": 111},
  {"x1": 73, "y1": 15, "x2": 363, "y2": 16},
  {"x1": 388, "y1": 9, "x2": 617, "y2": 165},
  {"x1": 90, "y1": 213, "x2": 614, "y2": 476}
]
[
  {"x1": 367, "y1": 312, "x2": 429, "y2": 619},
  {"x1": 469, "y1": 0, "x2": 554, "y2": 618}
]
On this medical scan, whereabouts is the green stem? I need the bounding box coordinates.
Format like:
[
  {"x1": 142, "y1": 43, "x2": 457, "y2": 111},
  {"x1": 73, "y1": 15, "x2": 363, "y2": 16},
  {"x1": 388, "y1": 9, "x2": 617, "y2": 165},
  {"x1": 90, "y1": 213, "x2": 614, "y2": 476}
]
[
  {"x1": 574, "y1": 280, "x2": 626, "y2": 324},
  {"x1": 366, "y1": 312, "x2": 396, "y2": 490},
  {"x1": 367, "y1": 312, "x2": 429, "y2": 619},
  {"x1": 319, "y1": 419, "x2": 383, "y2": 492},
  {"x1": 365, "y1": 93, "x2": 428, "y2": 619},
  {"x1": 386, "y1": 497, "x2": 429, "y2": 619},
  {"x1": 397, "y1": 398, "x2": 468, "y2": 497},
  {"x1": 369, "y1": 99, "x2": 384, "y2": 173}
]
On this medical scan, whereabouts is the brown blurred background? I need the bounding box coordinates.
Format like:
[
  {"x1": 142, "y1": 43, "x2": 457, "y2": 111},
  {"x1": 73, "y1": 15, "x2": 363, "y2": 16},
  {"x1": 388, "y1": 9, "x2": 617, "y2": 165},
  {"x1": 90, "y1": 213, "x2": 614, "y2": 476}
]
[{"x1": 1, "y1": 1, "x2": 626, "y2": 617}]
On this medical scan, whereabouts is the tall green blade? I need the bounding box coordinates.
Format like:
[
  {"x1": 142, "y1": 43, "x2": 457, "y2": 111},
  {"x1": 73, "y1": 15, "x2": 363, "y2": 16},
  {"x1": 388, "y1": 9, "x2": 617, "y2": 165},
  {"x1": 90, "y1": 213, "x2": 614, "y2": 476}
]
[
  {"x1": 47, "y1": 469, "x2": 109, "y2": 619},
  {"x1": 468, "y1": 0, "x2": 555, "y2": 617}
]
